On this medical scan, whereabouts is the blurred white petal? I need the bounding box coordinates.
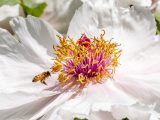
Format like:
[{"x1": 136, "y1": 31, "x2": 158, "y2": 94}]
[
  {"x1": 0, "y1": 4, "x2": 24, "y2": 33},
  {"x1": 151, "y1": 0, "x2": 160, "y2": 13},
  {"x1": 34, "y1": 0, "x2": 46, "y2": 3},
  {"x1": 41, "y1": 0, "x2": 82, "y2": 34}
]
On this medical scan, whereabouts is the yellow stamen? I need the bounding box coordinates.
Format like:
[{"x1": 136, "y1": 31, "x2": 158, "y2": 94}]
[
  {"x1": 51, "y1": 62, "x2": 62, "y2": 72},
  {"x1": 58, "y1": 73, "x2": 66, "y2": 83},
  {"x1": 78, "y1": 73, "x2": 86, "y2": 84}
]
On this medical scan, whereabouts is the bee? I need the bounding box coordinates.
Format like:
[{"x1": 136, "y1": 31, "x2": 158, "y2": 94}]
[{"x1": 32, "y1": 71, "x2": 51, "y2": 85}]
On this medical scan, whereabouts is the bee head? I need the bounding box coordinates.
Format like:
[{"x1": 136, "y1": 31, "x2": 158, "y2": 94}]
[{"x1": 46, "y1": 71, "x2": 51, "y2": 76}]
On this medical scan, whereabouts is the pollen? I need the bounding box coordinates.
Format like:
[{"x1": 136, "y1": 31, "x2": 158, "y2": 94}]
[{"x1": 50, "y1": 30, "x2": 121, "y2": 89}]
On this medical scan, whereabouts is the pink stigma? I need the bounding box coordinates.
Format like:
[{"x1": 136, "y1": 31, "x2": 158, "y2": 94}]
[{"x1": 78, "y1": 35, "x2": 91, "y2": 47}]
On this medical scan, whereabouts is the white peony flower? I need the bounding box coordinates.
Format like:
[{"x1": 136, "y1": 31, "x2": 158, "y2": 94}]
[{"x1": 0, "y1": 0, "x2": 160, "y2": 120}]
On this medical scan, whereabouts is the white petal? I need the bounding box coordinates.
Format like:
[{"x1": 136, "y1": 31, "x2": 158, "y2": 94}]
[
  {"x1": 29, "y1": 92, "x2": 75, "y2": 120},
  {"x1": 156, "y1": 1, "x2": 160, "y2": 13},
  {"x1": 111, "y1": 104, "x2": 152, "y2": 120},
  {"x1": 117, "y1": 0, "x2": 152, "y2": 8},
  {"x1": 111, "y1": 104, "x2": 160, "y2": 120},
  {"x1": 10, "y1": 16, "x2": 61, "y2": 58},
  {"x1": 37, "y1": 80, "x2": 136, "y2": 119},
  {"x1": 41, "y1": 102, "x2": 159, "y2": 120},
  {"x1": 0, "y1": 15, "x2": 61, "y2": 89},
  {"x1": 67, "y1": 0, "x2": 156, "y2": 59},
  {"x1": 150, "y1": 0, "x2": 160, "y2": 14},
  {"x1": 0, "y1": 15, "x2": 64, "y2": 120},
  {"x1": 0, "y1": 28, "x2": 42, "y2": 89},
  {"x1": 0, "y1": 91, "x2": 58, "y2": 120},
  {"x1": 119, "y1": 41, "x2": 160, "y2": 74},
  {"x1": 114, "y1": 72, "x2": 160, "y2": 105},
  {"x1": 0, "y1": 90, "x2": 53, "y2": 109},
  {"x1": 34, "y1": 0, "x2": 45, "y2": 3},
  {"x1": 41, "y1": 0, "x2": 82, "y2": 34},
  {"x1": 114, "y1": 41, "x2": 160, "y2": 105},
  {"x1": 150, "y1": 111, "x2": 160, "y2": 120},
  {"x1": 40, "y1": 108, "x2": 114, "y2": 120},
  {"x1": 116, "y1": 6, "x2": 156, "y2": 59},
  {"x1": 0, "y1": 4, "x2": 24, "y2": 33},
  {"x1": 0, "y1": 90, "x2": 75, "y2": 120},
  {"x1": 0, "y1": 79, "x2": 137, "y2": 120},
  {"x1": 67, "y1": 0, "x2": 106, "y2": 39}
]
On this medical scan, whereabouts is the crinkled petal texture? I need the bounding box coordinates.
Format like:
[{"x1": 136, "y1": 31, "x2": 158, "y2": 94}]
[
  {"x1": 116, "y1": 0, "x2": 152, "y2": 8},
  {"x1": 67, "y1": 0, "x2": 156, "y2": 60},
  {"x1": 0, "y1": 1, "x2": 160, "y2": 120}
]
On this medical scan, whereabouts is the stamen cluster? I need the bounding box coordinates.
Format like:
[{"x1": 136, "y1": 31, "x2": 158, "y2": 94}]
[{"x1": 51, "y1": 31, "x2": 121, "y2": 88}]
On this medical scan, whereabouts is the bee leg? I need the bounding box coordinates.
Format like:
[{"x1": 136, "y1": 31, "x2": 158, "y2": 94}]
[{"x1": 41, "y1": 81, "x2": 47, "y2": 85}]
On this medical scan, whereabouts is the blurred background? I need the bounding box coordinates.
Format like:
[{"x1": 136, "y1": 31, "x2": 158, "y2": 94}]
[{"x1": 0, "y1": 0, "x2": 160, "y2": 35}]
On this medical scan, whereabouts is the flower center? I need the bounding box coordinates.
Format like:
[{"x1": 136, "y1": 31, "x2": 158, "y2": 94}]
[{"x1": 51, "y1": 31, "x2": 121, "y2": 88}]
